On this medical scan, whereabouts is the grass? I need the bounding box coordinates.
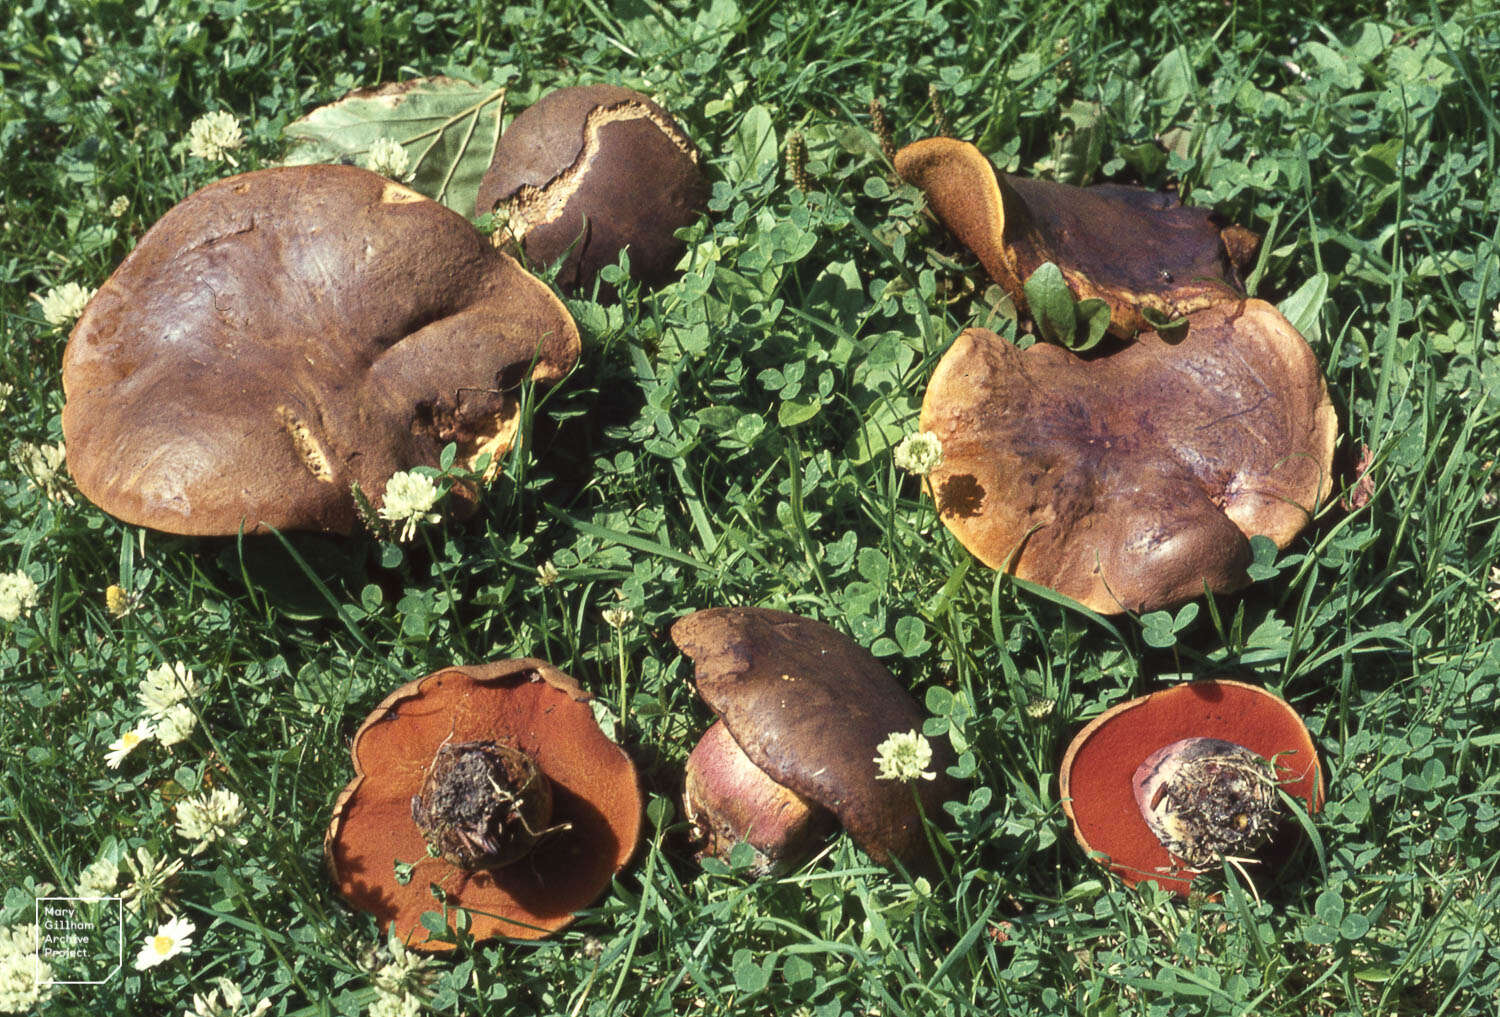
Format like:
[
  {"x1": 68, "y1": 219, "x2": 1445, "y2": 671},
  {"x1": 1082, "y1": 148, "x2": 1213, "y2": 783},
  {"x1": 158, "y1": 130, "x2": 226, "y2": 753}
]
[{"x1": 3, "y1": 0, "x2": 1499, "y2": 1014}]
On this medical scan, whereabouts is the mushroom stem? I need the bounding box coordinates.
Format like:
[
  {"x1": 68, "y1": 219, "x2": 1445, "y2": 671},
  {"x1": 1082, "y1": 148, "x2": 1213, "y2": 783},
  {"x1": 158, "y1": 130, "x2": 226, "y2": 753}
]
[
  {"x1": 411, "y1": 740, "x2": 557, "y2": 870},
  {"x1": 683, "y1": 720, "x2": 836, "y2": 875},
  {"x1": 1131, "y1": 737, "x2": 1287, "y2": 870}
]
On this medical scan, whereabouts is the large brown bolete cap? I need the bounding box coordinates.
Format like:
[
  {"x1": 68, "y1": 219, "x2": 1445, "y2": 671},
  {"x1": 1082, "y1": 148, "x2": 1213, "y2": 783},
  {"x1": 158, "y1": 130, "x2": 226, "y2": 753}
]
[
  {"x1": 474, "y1": 84, "x2": 709, "y2": 293},
  {"x1": 672, "y1": 606, "x2": 959, "y2": 871},
  {"x1": 895, "y1": 137, "x2": 1259, "y2": 337},
  {"x1": 920, "y1": 299, "x2": 1338, "y2": 614},
  {"x1": 62, "y1": 165, "x2": 580, "y2": 536},
  {"x1": 325, "y1": 659, "x2": 641, "y2": 948},
  {"x1": 1059, "y1": 679, "x2": 1323, "y2": 897}
]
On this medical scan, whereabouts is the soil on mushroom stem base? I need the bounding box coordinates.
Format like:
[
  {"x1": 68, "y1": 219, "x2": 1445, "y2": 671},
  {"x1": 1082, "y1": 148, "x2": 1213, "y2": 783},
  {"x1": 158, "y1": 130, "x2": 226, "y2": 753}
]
[
  {"x1": 412, "y1": 740, "x2": 557, "y2": 870},
  {"x1": 1133, "y1": 736, "x2": 1288, "y2": 869}
]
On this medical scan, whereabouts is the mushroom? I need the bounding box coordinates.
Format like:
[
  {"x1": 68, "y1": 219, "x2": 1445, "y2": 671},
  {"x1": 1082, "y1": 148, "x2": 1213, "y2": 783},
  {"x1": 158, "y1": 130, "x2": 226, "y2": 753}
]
[
  {"x1": 326, "y1": 659, "x2": 641, "y2": 947},
  {"x1": 62, "y1": 164, "x2": 579, "y2": 536},
  {"x1": 673, "y1": 606, "x2": 958, "y2": 874},
  {"x1": 1059, "y1": 678, "x2": 1323, "y2": 897},
  {"x1": 919, "y1": 299, "x2": 1338, "y2": 614},
  {"x1": 894, "y1": 137, "x2": 1259, "y2": 337},
  {"x1": 475, "y1": 84, "x2": 709, "y2": 294}
]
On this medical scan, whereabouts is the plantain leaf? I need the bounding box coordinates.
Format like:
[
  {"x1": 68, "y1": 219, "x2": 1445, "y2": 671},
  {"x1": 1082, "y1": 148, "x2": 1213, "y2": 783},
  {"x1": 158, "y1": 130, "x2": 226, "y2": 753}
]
[
  {"x1": 1023, "y1": 261, "x2": 1077, "y2": 346},
  {"x1": 282, "y1": 77, "x2": 507, "y2": 216}
]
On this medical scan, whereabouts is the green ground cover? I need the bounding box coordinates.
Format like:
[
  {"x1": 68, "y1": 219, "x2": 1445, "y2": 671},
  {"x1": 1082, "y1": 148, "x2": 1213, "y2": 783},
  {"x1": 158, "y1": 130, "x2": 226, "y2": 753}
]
[{"x1": 2, "y1": 0, "x2": 1499, "y2": 1013}]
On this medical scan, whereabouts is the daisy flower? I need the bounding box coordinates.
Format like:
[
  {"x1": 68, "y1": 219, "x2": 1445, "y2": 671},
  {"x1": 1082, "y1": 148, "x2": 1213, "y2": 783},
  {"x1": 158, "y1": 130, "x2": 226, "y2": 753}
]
[
  {"x1": 106, "y1": 721, "x2": 155, "y2": 769},
  {"x1": 135, "y1": 916, "x2": 195, "y2": 970}
]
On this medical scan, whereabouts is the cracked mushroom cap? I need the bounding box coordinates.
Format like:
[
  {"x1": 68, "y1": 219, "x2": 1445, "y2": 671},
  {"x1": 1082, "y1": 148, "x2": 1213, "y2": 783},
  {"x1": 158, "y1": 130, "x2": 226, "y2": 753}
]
[
  {"x1": 895, "y1": 137, "x2": 1258, "y2": 337},
  {"x1": 920, "y1": 299, "x2": 1337, "y2": 614},
  {"x1": 62, "y1": 165, "x2": 579, "y2": 536},
  {"x1": 325, "y1": 659, "x2": 641, "y2": 948},
  {"x1": 1059, "y1": 679, "x2": 1323, "y2": 897},
  {"x1": 672, "y1": 606, "x2": 958, "y2": 870},
  {"x1": 474, "y1": 84, "x2": 708, "y2": 293}
]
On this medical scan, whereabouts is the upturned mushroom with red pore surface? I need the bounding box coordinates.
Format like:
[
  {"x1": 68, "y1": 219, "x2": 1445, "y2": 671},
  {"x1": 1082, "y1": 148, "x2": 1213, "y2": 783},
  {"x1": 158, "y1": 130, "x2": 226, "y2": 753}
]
[
  {"x1": 674, "y1": 606, "x2": 959, "y2": 875},
  {"x1": 1059, "y1": 679, "x2": 1323, "y2": 898},
  {"x1": 326, "y1": 659, "x2": 641, "y2": 947}
]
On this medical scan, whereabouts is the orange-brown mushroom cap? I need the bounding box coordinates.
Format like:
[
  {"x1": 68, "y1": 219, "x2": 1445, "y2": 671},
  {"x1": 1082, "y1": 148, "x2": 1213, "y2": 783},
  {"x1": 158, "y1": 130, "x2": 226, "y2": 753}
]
[
  {"x1": 62, "y1": 165, "x2": 580, "y2": 536},
  {"x1": 325, "y1": 660, "x2": 641, "y2": 948},
  {"x1": 895, "y1": 137, "x2": 1258, "y2": 337},
  {"x1": 672, "y1": 606, "x2": 958, "y2": 871},
  {"x1": 1059, "y1": 679, "x2": 1323, "y2": 897},
  {"x1": 920, "y1": 299, "x2": 1338, "y2": 614}
]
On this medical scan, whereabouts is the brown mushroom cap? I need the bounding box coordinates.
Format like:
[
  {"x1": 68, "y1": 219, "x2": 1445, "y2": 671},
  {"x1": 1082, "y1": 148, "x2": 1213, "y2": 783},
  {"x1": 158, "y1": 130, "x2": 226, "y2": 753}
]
[
  {"x1": 920, "y1": 299, "x2": 1338, "y2": 614},
  {"x1": 895, "y1": 137, "x2": 1258, "y2": 337},
  {"x1": 62, "y1": 165, "x2": 579, "y2": 536},
  {"x1": 325, "y1": 659, "x2": 641, "y2": 948},
  {"x1": 1059, "y1": 679, "x2": 1323, "y2": 897},
  {"x1": 671, "y1": 606, "x2": 958, "y2": 870},
  {"x1": 474, "y1": 84, "x2": 709, "y2": 293}
]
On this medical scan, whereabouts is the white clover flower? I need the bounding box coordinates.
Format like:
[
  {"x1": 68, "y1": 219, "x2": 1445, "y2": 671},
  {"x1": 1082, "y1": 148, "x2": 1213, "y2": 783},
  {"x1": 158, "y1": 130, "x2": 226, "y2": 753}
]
[
  {"x1": 122, "y1": 847, "x2": 184, "y2": 919},
  {"x1": 378, "y1": 470, "x2": 442, "y2": 542},
  {"x1": 366, "y1": 991, "x2": 424, "y2": 1017},
  {"x1": 0, "y1": 383, "x2": 12, "y2": 413},
  {"x1": 893, "y1": 431, "x2": 944, "y2": 476},
  {"x1": 186, "y1": 976, "x2": 272, "y2": 1017},
  {"x1": 536, "y1": 560, "x2": 560, "y2": 588},
  {"x1": 186, "y1": 110, "x2": 244, "y2": 165},
  {"x1": 1487, "y1": 566, "x2": 1500, "y2": 612},
  {"x1": 74, "y1": 856, "x2": 120, "y2": 899},
  {"x1": 601, "y1": 604, "x2": 635, "y2": 629},
  {"x1": 155, "y1": 703, "x2": 198, "y2": 747},
  {"x1": 106, "y1": 721, "x2": 155, "y2": 768},
  {"x1": 16, "y1": 441, "x2": 73, "y2": 505},
  {"x1": 139, "y1": 662, "x2": 200, "y2": 718},
  {"x1": 367, "y1": 940, "x2": 434, "y2": 1017},
  {"x1": 873, "y1": 729, "x2": 936, "y2": 783},
  {"x1": 0, "y1": 923, "x2": 51, "y2": 1012},
  {"x1": 175, "y1": 788, "x2": 247, "y2": 854},
  {"x1": 106, "y1": 583, "x2": 143, "y2": 618},
  {"x1": 109, "y1": 195, "x2": 130, "y2": 218},
  {"x1": 365, "y1": 138, "x2": 410, "y2": 180},
  {"x1": 1492, "y1": 302, "x2": 1500, "y2": 335},
  {"x1": 135, "y1": 915, "x2": 195, "y2": 970},
  {"x1": 0, "y1": 571, "x2": 39, "y2": 623},
  {"x1": 1024, "y1": 697, "x2": 1056, "y2": 719},
  {"x1": 35, "y1": 282, "x2": 96, "y2": 329},
  {"x1": 369, "y1": 940, "x2": 435, "y2": 995}
]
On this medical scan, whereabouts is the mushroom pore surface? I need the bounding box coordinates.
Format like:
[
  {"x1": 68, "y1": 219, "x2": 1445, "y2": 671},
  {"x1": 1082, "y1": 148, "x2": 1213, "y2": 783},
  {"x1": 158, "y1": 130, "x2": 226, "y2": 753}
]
[
  {"x1": 920, "y1": 299, "x2": 1337, "y2": 613},
  {"x1": 62, "y1": 164, "x2": 579, "y2": 536},
  {"x1": 325, "y1": 659, "x2": 641, "y2": 947},
  {"x1": 1059, "y1": 679, "x2": 1323, "y2": 897}
]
